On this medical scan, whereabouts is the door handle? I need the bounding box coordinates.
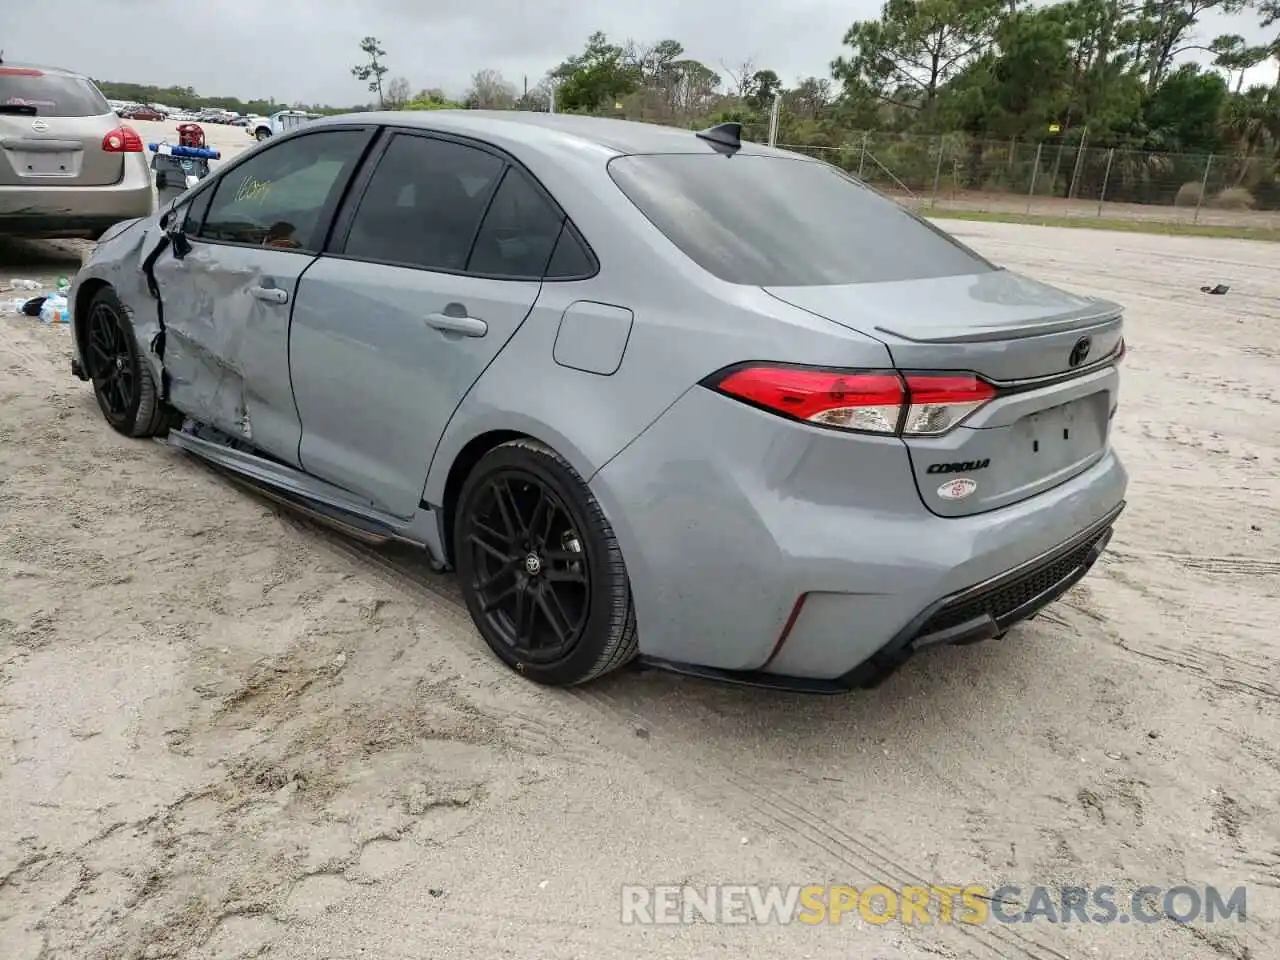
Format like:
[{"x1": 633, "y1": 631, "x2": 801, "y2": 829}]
[
  {"x1": 425, "y1": 312, "x2": 487, "y2": 337},
  {"x1": 250, "y1": 285, "x2": 289, "y2": 304}
]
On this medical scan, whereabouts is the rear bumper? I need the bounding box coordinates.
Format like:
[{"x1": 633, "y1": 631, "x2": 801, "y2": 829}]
[
  {"x1": 0, "y1": 154, "x2": 154, "y2": 238},
  {"x1": 639, "y1": 501, "x2": 1121, "y2": 692},
  {"x1": 591, "y1": 384, "x2": 1129, "y2": 685}
]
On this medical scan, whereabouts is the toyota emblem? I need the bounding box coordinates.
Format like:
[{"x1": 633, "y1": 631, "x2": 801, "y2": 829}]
[
  {"x1": 1068, "y1": 337, "x2": 1092, "y2": 367},
  {"x1": 31, "y1": 118, "x2": 49, "y2": 133}
]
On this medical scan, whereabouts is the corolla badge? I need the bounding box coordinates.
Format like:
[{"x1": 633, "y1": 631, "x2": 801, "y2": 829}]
[
  {"x1": 937, "y1": 478, "x2": 978, "y2": 501},
  {"x1": 31, "y1": 119, "x2": 49, "y2": 133}
]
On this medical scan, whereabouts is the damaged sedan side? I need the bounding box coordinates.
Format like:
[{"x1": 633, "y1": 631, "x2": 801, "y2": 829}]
[{"x1": 72, "y1": 126, "x2": 376, "y2": 452}]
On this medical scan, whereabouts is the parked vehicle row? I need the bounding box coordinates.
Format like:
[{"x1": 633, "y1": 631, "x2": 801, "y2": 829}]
[
  {"x1": 67, "y1": 109, "x2": 1127, "y2": 693},
  {"x1": 107, "y1": 99, "x2": 261, "y2": 127}
]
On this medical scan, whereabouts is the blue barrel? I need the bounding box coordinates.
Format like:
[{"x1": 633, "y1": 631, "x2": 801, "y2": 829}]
[{"x1": 147, "y1": 143, "x2": 222, "y2": 160}]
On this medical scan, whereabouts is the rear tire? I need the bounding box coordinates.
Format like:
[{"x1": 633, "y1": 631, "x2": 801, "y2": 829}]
[
  {"x1": 84, "y1": 287, "x2": 170, "y2": 439},
  {"x1": 454, "y1": 439, "x2": 638, "y2": 686}
]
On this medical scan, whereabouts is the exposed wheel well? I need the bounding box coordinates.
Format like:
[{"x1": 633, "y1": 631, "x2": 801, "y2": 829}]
[{"x1": 439, "y1": 430, "x2": 527, "y2": 565}]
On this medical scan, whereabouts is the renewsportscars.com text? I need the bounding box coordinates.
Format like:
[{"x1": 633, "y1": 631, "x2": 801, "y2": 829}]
[{"x1": 620, "y1": 884, "x2": 1248, "y2": 926}]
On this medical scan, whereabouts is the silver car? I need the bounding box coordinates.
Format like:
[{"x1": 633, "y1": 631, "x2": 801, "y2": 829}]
[
  {"x1": 68, "y1": 111, "x2": 1127, "y2": 692},
  {"x1": 0, "y1": 60, "x2": 154, "y2": 239}
]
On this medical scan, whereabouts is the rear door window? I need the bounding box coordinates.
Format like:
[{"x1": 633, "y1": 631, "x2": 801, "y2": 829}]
[
  {"x1": 466, "y1": 167, "x2": 566, "y2": 279},
  {"x1": 607, "y1": 153, "x2": 995, "y2": 287},
  {"x1": 340, "y1": 133, "x2": 505, "y2": 272},
  {"x1": 0, "y1": 70, "x2": 111, "y2": 117}
]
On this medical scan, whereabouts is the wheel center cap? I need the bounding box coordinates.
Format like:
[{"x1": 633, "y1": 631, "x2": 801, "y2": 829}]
[
  {"x1": 115, "y1": 357, "x2": 124, "y2": 370},
  {"x1": 524, "y1": 553, "x2": 542, "y2": 576}
]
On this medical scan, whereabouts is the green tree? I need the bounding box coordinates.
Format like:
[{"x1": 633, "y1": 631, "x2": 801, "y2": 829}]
[
  {"x1": 832, "y1": 0, "x2": 1005, "y2": 111},
  {"x1": 1211, "y1": 34, "x2": 1271, "y2": 92},
  {"x1": 552, "y1": 32, "x2": 642, "y2": 111},
  {"x1": 1132, "y1": 0, "x2": 1250, "y2": 90},
  {"x1": 744, "y1": 70, "x2": 782, "y2": 111},
  {"x1": 1144, "y1": 63, "x2": 1229, "y2": 149},
  {"x1": 352, "y1": 36, "x2": 389, "y2": 107}
]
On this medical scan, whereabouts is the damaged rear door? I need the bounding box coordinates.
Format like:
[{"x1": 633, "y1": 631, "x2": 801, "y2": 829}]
[
  {"x1": 289, "y1": 131, "x2": 562, "y2": 519},
  {"x1": 148, "y1": 126, "x2": 376, "y2": 464}
]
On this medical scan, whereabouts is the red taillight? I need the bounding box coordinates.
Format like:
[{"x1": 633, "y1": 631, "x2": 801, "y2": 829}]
[
  {"x1": 713, "y1": 366, "x2": 905, "y2": 434},
  {"x1": 0, "y1": 67, "x2": 44, "y2": 77},
  {"x1": 706, "y1": 365, "x2": 998, "y2": 436},
  {"x1": 102, "y1": 125, "x2": 143, "y2": 153},
  {"x1": 900, "y1": 373, "x2": 996, "y2": 435}
]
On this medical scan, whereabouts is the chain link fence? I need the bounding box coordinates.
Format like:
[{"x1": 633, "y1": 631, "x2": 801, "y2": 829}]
[{"x1": 778, "y1": 133, "x2": 1280, "y2": 230}]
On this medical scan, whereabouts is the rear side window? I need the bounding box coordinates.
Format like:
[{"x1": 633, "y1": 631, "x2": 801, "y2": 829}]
[
  {"x1": 466, "y1": 167, "x2": 565, "y2": 279},
  {"x1": 0, "y1": 70, "x2": 111, "y2": 118},
  {"x1": 545, "y1": 222, "x2": 596, "y2": 279},
  {"x1": 607, "y1": 154, "x2": 995, "y2": 287}
]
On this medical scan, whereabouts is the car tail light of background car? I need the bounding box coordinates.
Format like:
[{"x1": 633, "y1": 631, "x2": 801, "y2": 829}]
[
  {"x1": 101, "y1": 126, "x2": 143, "y2": 153},
  {"x1": 704, "y1": 364, "x2": 1001, "y2": 437}
]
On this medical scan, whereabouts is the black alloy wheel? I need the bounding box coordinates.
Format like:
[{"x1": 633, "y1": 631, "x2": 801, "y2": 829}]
[
  {"x1": 466, "y1": 470, "x2": 590, "y2": 662},
  {"x1": 455, "y1": 440, "x2": 638, "y2": 686},
  {"x1": 83, "y1": 287, "x2": 170, "y2": 438},
  {"x1": 86, "y1": 298, "x2": 137, "y2": 426}
]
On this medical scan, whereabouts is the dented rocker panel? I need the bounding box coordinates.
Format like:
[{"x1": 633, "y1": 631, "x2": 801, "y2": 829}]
[{"x1": 165, "y1": 424, "x2": 446, "y2": 563}]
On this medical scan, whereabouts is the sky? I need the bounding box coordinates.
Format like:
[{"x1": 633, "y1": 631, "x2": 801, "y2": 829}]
[{"x1": 8, "y1": 0, "x2": 1278, "y2": 106}]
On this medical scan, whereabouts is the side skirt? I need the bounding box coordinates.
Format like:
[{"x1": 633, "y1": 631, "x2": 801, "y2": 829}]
[{"x1": 164, "y1": 421, "x2": 448, "y2": 569}]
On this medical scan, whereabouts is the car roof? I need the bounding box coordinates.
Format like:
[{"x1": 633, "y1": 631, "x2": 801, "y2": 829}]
[
  {"x1": 311, "y1": 110, "x2": 800, "y2": 159},
  {"x1": 0, "y1": 60, "x2": 90, "y2": 81}
]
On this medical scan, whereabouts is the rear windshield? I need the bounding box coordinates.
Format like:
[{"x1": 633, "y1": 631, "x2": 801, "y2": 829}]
[
  {"x1": 607, "y1": 153, "x2": 996, "y2": 287},
  {"x1": 0, "y1": 71, "x2": 112, "y2": 118}
]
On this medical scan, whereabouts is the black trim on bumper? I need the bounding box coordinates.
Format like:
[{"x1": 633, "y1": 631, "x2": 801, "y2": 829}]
[{"x1": 636, "y1": 500, "x2": 1125, "y2": 695}]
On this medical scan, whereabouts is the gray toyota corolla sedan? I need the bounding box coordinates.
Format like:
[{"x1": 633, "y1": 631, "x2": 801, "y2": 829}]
[{"x1": 68, "y1": 111, "x2": 1127, "y2": 692}]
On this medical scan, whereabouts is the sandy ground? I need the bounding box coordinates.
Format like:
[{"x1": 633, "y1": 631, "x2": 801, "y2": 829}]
[{"x1": 2, "y1": 213, "x2": 1279, "y2": 958}]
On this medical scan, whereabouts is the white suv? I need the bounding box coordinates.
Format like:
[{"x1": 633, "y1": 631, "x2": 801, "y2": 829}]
[{"x1": 248, "y1": 110, "x2": 316, "y2": 142}]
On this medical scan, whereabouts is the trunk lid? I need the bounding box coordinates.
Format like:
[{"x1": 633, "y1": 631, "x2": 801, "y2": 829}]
[
  {"x1": 0, "y1": 69, "x2": 124, "y2": 188},
  {"x1": 765, "y1": 269, "x2": 1123, "y2": 518}
]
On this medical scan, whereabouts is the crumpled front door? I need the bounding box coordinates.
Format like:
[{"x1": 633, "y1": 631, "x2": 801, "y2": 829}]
[{"x1": 150, "y1": 239, "x2": 319, "y2": 465}]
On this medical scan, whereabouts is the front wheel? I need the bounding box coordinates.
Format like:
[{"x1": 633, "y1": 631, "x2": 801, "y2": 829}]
[
  {"x1": 255, "y1": 128, "x2": 270, "y2": 142},
  {"x1": 454, "y1": 439, "x2": 638, "y2": 686},
  {"x1": 83, "y1": 287, "x2": 170, "y2": 438}
]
